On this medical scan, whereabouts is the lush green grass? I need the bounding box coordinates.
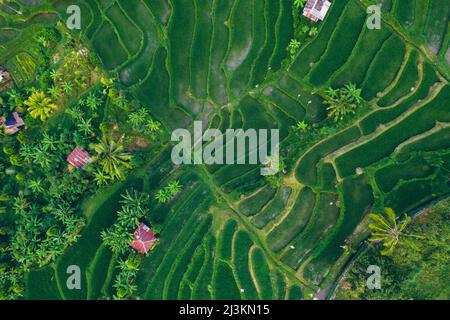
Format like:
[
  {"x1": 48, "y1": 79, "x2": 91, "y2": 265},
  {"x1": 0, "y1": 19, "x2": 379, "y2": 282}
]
[
  {"x1": 396, "y1": 126, "x2": 450, "y2": 162},
  {"x1": 142, "y1": 191, "x2": 213, "y2": 299},
  {"x1": 277, "y1": 75, "x2": 326, "y2": 123},
  {"x1": 239, "y1": 186, "x2": 277, "y2": 216},
  {"x1": 395, "y1": 0, "x2": 416, "y2": 29},
  {"x1": 117, "y1": 0, "x2": 159, "y2": 86},
  {"x1": 423, "y1": 0, "x2": 450, "y2": 54},
  {"x1": 105, "y1": 2, "x2": 142, "y2": 55},
  {"x1": 217, "y1": 220, "x2": 238, "y2": 261},
  {"x1": 304, "y1": 175, "x2": 373, "y2": 284},
  {"x1": 167, "y1": 0, "x2": 196, "y2": 107},
  {"x1": 384, "y1": 177, "x2": 447, "y2": 213},
  {"x1": 335, "y1": 86, "x2": 450, "y2": 177},
  {"x1": 287, "y1": 285, "x2": 303, "y2": 300},
  {"x1": 191, "y1": 234, "x2": 215, "y2": 300},
  {"x1": 331, "y1": 25, "x2": 391, "y2": 87},
  {"x1": 250, "y1": 248, "x2": 273, "y2": 299},
  {"x1": 145, "y1": 0, "x2": 171, "y2": 25},
  {"x1": 289, "y1": 0, "x2": 349, "y2": 78},
  {"x1": 263, "y1": 86, "x2": 306, "y2": 120},
  {"x1": 282, "y1": 192, "x2": 340, "y2": 269},
  {"x1": 318, "y1": 162, "x2": 338, "y2": 191},
  {"x1": 164, "y1": 215, "x2": 212, "y2": 299},
  {"x1": 267, "y1": 187, "x2": 316, "y2": 252},
  {"x1": 208, "y1": 0, "x2": 234, "y2": 105},
  {"x1": 308, "y1": 0, "x2": 367, "y2": 86},
  {"x1": 378, "y1": 50, "x2": 420, "y2": 107},
  {"x1": 250, "y1": 0, "x2": 280, "y2": 87},
  {"x1": 359, "y1": 62, "x2": 439, "y2": 135},
  {"x1": 229, "y1": 0, "x2": 266, "y2": 98},
  {"x1": 375, "y1": 156, "x2": 434, "y2": 193},
  {"x1": 296, "y1": 126, "x2": 362, "y2": 185},
  {"x1": 86, "y1": 244, "x2": 113, "y2": 300},
  {"x1": 251, "y1": 186, "x2": 292, "y2": 229},
  {"x1": 232, "y1": 230, "x2": 259, "y2": 300},
  {"x1": 178, "y1": 244, "x2": 205, "y2": 299},
  {"x1": 91, "y1": 20, "x2": 128, "y2": 69},
  {"x1": 25, "y1": 266, "x2": 62, "y2": 300},
  {"x1": 189, "y1": 0, "x2": 213, "y2": 99},
  {"x1": 272, "y1": 271, "x2": 287, "y2": 300},
  {"x1": 213, "y1": 261, "x2": 241, "y2": 300},
  {"x1": 361, "y1": 35, "x2": 406, "y2": 100}
]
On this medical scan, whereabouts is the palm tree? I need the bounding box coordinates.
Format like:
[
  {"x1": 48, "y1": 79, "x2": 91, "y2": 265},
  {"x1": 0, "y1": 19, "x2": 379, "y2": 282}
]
[
  {"x1": 324, "y1": 84, "x2": 364, "y2": 122},
  {"x1": 309, "y1": 26, "x2": 319, "y2": 37},
  {"x1": 86, "y1": 93, "x2": 101, "y2": 112},
  {"x1": 50, "y1": 70, "x2": 59, "y2": 82},
  {"x1": 128, "y1": 112, "x2": 143, "y2": 130},
  {"x1": 146, "y1": 119, "x2": 161, "y2": 133},
  {"x1": 62, "y1": 81, "x2": 73, "y2": 95},
  {"x1": 24, "y1": 92, "x2": 58, "y2": 121},
  {"x1": 325, "y1": 87, "x2": 339, "y2": 99},
  {"x1": 294, "y1": 0, "x2": 306, "y2": 9},
  {"x1": 32, "y1": 145, "x2": 52, "y2": 169},
  {"x1": 288, "y1": 39, "x2": 301, "y2": 58},
  {"x1": 93, "y1": 169, "x2": 109, "y2": 186},
  {"x1": 167, "y1": 181, "x2": 182, "y2": 196},
  {"x1": 120, "y1": 189, "x2": 148, "y2": 210},
  {"x1": 28, "y1": 179, "x2": 44, "y2": 193},
  {"x1": 41, "y1": 133, "x2": 57, "y2": 151},
  {"x1": 155, "y1": 189, "x2": 169, "y2": 204},
  {"x1": 77, "y1": 118, "x2": 93, "y2": 136},
  {"x1": 368, "y1": 208, "x2": 422, "y2": 256},
  {"x1": 47, "y1": 86, "x2": 60, "y2": 100},
  {"x1": 295, "y1": 120, "x2": 308, "y2": 132},
  {"x1": 19, "y1": 144, "x2": 34, "y2": 164},
  {"x1": 343, "y1": 83, "x2": 364, "y2": 104},
  {"x1": 113, "y1": 95, "x2": 127, "y2": 109},
  {"x1": 91, "y1": 136, "x2": 132, "y2": 180}
]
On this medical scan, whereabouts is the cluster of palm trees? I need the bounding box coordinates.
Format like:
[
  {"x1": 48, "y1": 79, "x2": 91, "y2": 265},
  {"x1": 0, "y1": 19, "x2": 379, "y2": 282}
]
[
  {"x1": 155, "y1": 180, "x2": 182, "y2": 204},
  {"x1": 127, "y1": 108, "x2": 162, "y2": 137},
  {"x1": 113, "y1": 253, "x2": 141, "y2": 299},
  {"x1": 0, "y1": 196, "x2": 86, "y2": 298},
  {"x1": 101, "y1": 190, "x2": 150, "y2": 256},
  {"x1": 101, "y1": 190, "x2": 157, "y2": 299},
  {"x1": 49, "y1": 41, "x2": 93, "y2": 101},
  {"x1": 324, "y1": 83, "x2": 365, "y2": 122}
]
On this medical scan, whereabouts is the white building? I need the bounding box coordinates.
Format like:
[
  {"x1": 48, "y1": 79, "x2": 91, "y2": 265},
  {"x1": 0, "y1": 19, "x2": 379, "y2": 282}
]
[{"x1": 303, "y1": 0, "x2": 332, "y2": 22}]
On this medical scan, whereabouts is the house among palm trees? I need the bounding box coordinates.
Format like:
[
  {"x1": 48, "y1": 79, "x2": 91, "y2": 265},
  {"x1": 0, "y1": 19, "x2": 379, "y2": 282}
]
[
  {"x1": 131, "y1": 223, "x2": 156, "y2": 254},
  {"x1": 67, "y1": 147, "x2": 92, "y2": 168},
  {"x1": 0, "y1": 66, "x2": 13, "y2": 93},
  {"x1": 303, "y1": 0, "x2": 331, "y2": 22},
  {"x1": 0, "y1": 111, "x2": 25, "y2": 135}
]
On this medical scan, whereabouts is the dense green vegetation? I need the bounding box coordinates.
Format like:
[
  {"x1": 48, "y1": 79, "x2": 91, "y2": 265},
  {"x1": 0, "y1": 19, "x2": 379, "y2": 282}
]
[
  {"x1": 0, "y1": 0, "x2": 448, "y2": 301},
  {"x1": 335, "y1": 200, "x2": 450, "y2": 300}
]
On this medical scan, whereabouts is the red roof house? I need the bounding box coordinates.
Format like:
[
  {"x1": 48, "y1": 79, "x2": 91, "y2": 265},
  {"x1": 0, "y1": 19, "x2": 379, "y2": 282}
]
[
  {"x1": 1, "y1": 112, "x2": 25, "y2": 135},
  {"x1": 131, "y1": 223, "x2": 157, "y2": 254},
  {"x1": 67, "y1": 147, "x2": 92, "y2": 168},
  {"x1": 303, "y1": 0, "x2": 331, "y2": 22}
]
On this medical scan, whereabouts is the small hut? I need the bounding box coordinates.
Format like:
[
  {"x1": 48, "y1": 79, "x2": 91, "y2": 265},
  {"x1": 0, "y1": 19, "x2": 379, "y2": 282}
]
[
  {"x1": 66, "y1": 147, "x2": 92, "y2": 168},
  {"x1": 131, "y1": 223, "x2": 157, "y2": 254},
  {"x1": 303, "y1": 0, "x2": 332, "y2": 22},
  {"x1": 0, "y1": 111, "x2": 24, "y2": 135}
]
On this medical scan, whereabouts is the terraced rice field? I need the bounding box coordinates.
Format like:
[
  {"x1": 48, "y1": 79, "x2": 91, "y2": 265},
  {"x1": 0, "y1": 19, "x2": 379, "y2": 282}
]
[{"x1": 7, "y1": 0, "x2": 448, "y2": 299}]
